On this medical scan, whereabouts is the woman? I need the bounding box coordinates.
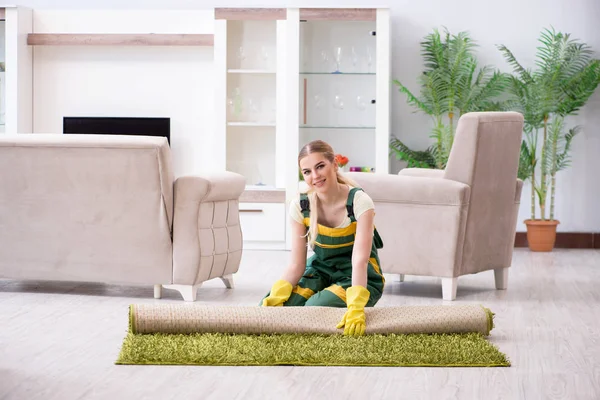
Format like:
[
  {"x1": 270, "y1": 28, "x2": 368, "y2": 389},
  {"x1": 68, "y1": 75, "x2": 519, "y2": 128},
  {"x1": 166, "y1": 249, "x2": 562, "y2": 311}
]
[{"x1": 260, "y1": 140, "x2": 385, "y2": 336}]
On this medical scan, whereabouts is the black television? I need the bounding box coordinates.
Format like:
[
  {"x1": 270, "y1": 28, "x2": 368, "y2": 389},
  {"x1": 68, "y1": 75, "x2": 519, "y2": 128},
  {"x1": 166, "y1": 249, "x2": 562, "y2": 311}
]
[{"x1": 63, "y1": 117, "x2": 170, "y2": 145}]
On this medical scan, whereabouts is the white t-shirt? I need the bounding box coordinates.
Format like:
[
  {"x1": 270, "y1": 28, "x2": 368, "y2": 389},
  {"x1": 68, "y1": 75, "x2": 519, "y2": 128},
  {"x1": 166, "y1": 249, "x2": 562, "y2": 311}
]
[{"x1": 289, "y1": 187, "x2": 375, "y2": 228}]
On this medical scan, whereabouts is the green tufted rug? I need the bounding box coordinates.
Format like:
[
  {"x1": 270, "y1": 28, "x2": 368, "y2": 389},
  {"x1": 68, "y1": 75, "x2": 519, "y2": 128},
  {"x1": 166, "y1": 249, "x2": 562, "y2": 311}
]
[
  {"x1": 115, "y1": 304, "x2": 510, "y2": 367},
  {"x1": 115, "y1": 331, "x2": 510, "y2": 367}
]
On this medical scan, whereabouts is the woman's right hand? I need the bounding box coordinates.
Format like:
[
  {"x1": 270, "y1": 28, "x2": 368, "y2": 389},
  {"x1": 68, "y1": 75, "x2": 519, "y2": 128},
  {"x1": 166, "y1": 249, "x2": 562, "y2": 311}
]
[{"x1": 262, "y1": 279, "x2": 293, "y2": 306}]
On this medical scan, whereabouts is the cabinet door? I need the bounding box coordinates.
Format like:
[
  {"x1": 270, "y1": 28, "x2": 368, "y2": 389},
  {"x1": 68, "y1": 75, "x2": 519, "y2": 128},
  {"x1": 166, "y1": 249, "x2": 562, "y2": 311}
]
[
  {"x1": 239, "y1": 203, "x2": 286, "y2": 248},
  {"x1": 299, "y1": 18, "x2": 377, "y2": 168},
  {"x1": 295, "y1": 8, "x2": 390, "y2": 189},
  {"x1": 224, "y1": 19, "x2": 279, "y2": 188}
]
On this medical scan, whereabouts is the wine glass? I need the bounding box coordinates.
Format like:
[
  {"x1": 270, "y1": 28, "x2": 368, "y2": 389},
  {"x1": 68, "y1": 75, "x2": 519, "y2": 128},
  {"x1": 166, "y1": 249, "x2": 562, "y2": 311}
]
[
  {"x1": 313, "y1": 94, "x2": 323, "y2": 109},
  {"x1": 333, "y1": 46, "x2": 343, "y2": 73},
  {"x1": 332, "y1": 95, "x2": 345, "y2": 127},
  {"x1": 366, "y1": 47, "x2": 373, "y2": 73},
  {"x1": 351, "y1": 47, "x2": 359, "y2": 72},
  {"x1": 356, "y1": 95, "x2": 367, "y2": 127}
]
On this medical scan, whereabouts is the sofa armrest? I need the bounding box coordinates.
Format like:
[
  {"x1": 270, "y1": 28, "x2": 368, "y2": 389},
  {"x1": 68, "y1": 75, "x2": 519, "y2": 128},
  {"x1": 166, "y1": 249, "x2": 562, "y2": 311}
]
[
  {"x1": 173, "y1": 172, "x2": 246, "y2": 203},
  {"x1": 346, "y1": 172, "x2": 470, "y2": 278},
  {"x1": 398, "y1": 167, "x2": 445, "y2": 179},
  {"x1": 347, "y1": 172, "x2": 470, "y2": 206},
  {"x1": 172, "y1": 172, "x2": 246, "y2": 286}
]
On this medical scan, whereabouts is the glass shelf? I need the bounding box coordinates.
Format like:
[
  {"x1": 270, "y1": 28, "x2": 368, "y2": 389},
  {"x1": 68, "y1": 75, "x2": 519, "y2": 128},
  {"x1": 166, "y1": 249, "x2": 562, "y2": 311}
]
[
  {"x1": 300, "y1": 72, "x2": 375, "y2": 76},
  {"x1": 300, "y1": 126, "x2": 375, "y2": 129}
]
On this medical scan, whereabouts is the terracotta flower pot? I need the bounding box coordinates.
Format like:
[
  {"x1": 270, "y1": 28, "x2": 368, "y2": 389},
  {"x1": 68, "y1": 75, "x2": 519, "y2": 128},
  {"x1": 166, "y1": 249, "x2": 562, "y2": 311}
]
[{"x1": 524, "y1": 219, "x2": 560, "y2": 252}]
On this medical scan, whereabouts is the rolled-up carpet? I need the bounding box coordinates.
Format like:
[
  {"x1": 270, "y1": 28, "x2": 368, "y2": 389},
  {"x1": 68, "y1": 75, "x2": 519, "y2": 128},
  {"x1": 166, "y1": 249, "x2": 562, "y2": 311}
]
[{"x1": 129, "y1": 304, "x2": 494, "y2": 336}]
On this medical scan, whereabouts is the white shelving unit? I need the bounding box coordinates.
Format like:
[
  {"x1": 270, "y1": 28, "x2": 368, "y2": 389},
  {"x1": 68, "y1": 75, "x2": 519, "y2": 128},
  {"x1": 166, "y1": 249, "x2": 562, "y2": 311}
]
[{"x1": 215, "y1": 7, "x2": 390, "y2": 251}]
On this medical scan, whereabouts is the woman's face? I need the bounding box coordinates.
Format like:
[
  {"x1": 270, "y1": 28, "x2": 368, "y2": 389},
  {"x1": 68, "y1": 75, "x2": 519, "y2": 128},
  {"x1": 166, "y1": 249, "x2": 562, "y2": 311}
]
[{"x1": 299, "y1": 152, "x2": 338, "y2": 192}]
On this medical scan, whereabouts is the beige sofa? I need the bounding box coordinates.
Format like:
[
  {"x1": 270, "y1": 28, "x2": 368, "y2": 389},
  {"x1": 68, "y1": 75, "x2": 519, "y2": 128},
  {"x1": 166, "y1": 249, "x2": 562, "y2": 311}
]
[
  {"x1": 349, "y1": 112, "x2": 524, "y2": 300},
  {"x1": 0, "y1": 134, "x2": 245, "y2": 301}
]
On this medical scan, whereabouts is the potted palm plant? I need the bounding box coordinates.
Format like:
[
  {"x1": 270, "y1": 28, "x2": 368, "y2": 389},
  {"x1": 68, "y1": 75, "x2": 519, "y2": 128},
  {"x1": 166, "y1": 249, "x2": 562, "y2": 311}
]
[
  {"x1": 391, "y1": 28, "x2": 509, "y2": 168},
  {"x1": 498, "y1": 27, "x2": 600, "y2": 251}
]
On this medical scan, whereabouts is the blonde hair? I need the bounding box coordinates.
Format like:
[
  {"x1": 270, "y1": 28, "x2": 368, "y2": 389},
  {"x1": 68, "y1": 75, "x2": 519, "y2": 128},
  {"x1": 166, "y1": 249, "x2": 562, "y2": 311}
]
[{"x1": 298, "y1": 140, "x2": 359, "y2": 248}]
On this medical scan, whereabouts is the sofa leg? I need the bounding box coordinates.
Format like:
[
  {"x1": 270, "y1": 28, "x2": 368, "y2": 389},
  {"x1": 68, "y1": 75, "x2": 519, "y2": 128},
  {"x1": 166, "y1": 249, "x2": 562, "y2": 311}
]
[
  {"x1": 220, "y1": 274, "x2": 234, "y2": 289},
  {"x1": 441, "y1": 277, "x2": 457, "y2": 301},
  {"x1": 494, "y1": 268, "x2": 509, "y2": 290},
  {"x1": 163, "y1": 284, "x2": 202, "y2": 302},
  {"x1": 154, "y1": 284, "x2": 162, "y2": 299},
  {"x1": 398, "y1": 274, "x2": 405, "y2": 282}
]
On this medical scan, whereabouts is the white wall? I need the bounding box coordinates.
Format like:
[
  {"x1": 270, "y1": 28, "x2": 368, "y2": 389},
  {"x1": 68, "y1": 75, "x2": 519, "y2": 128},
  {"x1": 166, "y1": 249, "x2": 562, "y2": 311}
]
[
  {"x1": 17, "y1": 0, "x2": 600, "y2": 232},
  {"x1": 31, "y1": 10, "x2": 216, "y2": 178}
]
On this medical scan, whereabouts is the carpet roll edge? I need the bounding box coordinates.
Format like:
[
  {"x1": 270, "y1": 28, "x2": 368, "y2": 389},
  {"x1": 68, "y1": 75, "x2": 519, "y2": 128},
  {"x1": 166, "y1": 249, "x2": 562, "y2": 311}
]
[
  {"x1": 480, "y1": 305, "x2": 495, "y2": 336},
  {"x1": 129, "y1": 304, "x2": 137, "y2": 334},
  {"x1": 127, "y1": 304, "x2": 497, "y2": 336}
]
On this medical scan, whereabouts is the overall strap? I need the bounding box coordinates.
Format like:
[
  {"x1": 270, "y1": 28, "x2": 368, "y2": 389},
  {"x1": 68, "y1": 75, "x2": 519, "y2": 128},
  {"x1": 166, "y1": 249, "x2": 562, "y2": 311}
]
[
  {"x1": 299, "y1": 193, "x2": 310, "y2": 218},
  {"x1": 346, "y1": 187, "x2": 384, "y2": 249},
  {"x1": 346, "y1": 187, "x2": 363, "y2": 223}
]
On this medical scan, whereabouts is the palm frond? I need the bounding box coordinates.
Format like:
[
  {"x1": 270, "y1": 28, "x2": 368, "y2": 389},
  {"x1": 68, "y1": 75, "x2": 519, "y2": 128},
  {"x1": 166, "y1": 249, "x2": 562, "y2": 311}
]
[
  {"x1": 555, "y1": 125, "x2": 581, "y2": 172},
  {"x1": 545, "y1": 115, "x2": 564, "y2": 175},
  {"x1": 421, "y1": 28, "x2": 446, "y2": 71},
  {"x1": 558, "y1": 60, "x2": 600, "y2": 115},
  {"x1": 393, "y1": 79, "x2": 434, "y2": 114},
  {"x1": 422, "y1": 69, "x2": 450, "y2": 115},
  {"x1": 466, "y1": 70, "x2": 511, "y2": 111},
  {"x1": 497, "y1": 44, "x2": 534, "y2": 84},
  {"x1": 389, "y1": 136, "x2": 437, "y2": 168}
]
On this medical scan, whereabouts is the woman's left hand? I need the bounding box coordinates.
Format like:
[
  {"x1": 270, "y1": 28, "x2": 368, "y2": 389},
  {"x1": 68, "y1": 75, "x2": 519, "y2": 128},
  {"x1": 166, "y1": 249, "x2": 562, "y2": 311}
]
[{"x1": 336, "y1": 285, "x2": 370, "y2": 336}]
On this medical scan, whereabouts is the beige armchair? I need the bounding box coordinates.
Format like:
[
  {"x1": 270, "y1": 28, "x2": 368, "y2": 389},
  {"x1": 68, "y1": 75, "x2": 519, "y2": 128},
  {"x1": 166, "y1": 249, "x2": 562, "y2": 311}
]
[{"x1": 349, "y1": 112, "x2": 524, "y2": 300}]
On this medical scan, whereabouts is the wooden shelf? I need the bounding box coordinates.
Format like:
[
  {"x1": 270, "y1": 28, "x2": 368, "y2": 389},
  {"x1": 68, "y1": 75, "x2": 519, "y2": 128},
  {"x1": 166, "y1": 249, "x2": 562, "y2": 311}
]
[
  {"x1": 300, "y1": 8, "x2": 376, "y2": 21},
  {"x1": 215, "y1": 8, "x2": 286, "y2": 20},
  {"x1": 26, "y1": 33, "x2": 214, "y2": 46}
]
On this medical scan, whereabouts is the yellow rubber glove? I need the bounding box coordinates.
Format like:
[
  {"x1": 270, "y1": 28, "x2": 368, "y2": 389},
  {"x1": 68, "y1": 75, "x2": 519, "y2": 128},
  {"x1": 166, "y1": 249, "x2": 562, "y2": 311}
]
[
  {"x1": 336, "y1": 285, "x2": 370, "y2": 336},
  {"x1": 261, "y1": 279, "x2": 293, "y2": 307}
]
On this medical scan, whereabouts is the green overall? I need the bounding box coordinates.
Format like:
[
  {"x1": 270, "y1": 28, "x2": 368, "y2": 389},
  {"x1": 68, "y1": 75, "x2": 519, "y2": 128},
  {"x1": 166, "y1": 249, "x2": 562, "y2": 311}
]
[{"x1": 264, "y1": 187, "x2": 385, "y2": 308}]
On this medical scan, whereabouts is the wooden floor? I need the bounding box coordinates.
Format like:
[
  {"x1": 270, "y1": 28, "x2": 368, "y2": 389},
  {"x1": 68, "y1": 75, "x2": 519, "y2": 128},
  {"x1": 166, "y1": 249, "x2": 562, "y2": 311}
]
[{"x1": 1, "y1": 249, "x2": 599, "y2": 400}]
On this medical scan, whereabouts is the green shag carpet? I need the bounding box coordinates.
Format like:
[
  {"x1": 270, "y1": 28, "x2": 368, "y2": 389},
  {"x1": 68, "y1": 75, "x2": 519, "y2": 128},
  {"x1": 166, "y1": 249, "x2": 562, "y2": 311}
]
[{"x1": 116, "y1": 331, "x2": 510, "y2": 367}]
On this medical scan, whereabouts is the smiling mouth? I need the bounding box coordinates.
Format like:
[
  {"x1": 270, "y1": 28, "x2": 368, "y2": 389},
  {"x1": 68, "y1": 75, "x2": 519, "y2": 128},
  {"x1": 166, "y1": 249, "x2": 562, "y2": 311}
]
[{"x1": 313, "y1": 179, "x2": 325, "y2": 187}]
